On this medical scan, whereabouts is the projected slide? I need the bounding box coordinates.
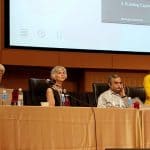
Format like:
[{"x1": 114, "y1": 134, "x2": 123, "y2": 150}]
[
  {"x1": 9, "y1": 0, "x2": 150, "y2": 53},
  {"x1": 102, "y1": 0, "x2": 150, "y2": 25}
]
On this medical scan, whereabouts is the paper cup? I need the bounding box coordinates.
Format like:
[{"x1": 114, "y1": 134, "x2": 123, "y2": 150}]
[{"x1": 40, "y1": 102, "x2": 49, "y2": 107}]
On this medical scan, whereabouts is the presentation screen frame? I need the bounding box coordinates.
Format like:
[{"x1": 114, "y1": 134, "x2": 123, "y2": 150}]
[{"x1": 4, "y1": 0, "x2": 150, "y2": 55}]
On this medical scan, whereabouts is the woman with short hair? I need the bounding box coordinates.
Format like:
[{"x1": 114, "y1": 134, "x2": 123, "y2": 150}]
[{"x1": 46, "y1": 66, "x2": 68, "y2": 106}]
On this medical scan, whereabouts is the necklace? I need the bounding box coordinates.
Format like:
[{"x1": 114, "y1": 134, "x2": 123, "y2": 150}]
[{"x1": 52, "y1": 84, "x2": 62, "y2": 93}]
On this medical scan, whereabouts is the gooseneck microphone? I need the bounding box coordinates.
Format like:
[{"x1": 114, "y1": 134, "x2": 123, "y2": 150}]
[
  {"x1": 62, "y1": 88, "x2": 91, "y2": 106},
  {"x1": 68, "y1": 93, "x2": 91, "y2": 107}
]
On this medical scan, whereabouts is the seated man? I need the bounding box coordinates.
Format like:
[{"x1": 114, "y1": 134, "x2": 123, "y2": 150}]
[
  {"x1": 97, "y1": 74, "x2": 128, "y2": 108},
  {"x1": 0, "y1": 64, "x2": 5, "y2": 84}
]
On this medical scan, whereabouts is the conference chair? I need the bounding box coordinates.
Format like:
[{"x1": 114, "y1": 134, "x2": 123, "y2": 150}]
[
  {"x1": 127, "y1": 87, "x2": 146, "y2": 103},
  {"x1": 92, "y1": 83, "x2": 109, "y2": 105},
  {"x1": 28, "y1": 78, "x2": 52, "y2": 105}
]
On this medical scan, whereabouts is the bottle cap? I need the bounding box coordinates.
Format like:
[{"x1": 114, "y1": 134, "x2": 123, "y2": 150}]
[
  {"x1": 3, "y1": 89, "x2": 6, "y2": 93},
  {"x1": 63, "y1": 89, "x2": 67, "y2": 93},
  {"x1": 128, "y1": 97, "x2": 132, "y2": 107}
]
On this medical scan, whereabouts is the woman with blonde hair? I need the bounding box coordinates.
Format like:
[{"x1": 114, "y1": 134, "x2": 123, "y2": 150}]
[{"x1": 46, "y1": 66, "x2": 68, "y2": 106}]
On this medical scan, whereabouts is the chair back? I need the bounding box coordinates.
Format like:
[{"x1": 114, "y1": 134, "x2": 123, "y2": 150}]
[
  {"x1": 127, "y1": 87, "x2": 146, "y2": 103},
  {"x1": 28, "y1": 78, "x2": 51, "y2": 105},
  {"x1": 92, "y1": 83, "x2": 109, "y2": 104}
]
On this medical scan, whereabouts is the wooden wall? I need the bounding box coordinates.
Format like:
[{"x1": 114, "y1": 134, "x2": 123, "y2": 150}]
[
  {"x1": 2, "y1": 66, "x2": 148, "y2": 92},
  {"x1": 1, "y1": 0, "x2": 150, "y2": 92},
  {"x1": 83, "y1": 69, "x2": 147, "y2": 91}
]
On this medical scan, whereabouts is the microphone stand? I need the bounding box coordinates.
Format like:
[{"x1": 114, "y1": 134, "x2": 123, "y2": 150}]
[{"x1": 69, "y1": 93, "x2": 91, "y2": 107}]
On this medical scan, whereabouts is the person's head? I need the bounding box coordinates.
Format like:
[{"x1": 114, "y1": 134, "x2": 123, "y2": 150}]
[
  {"x1": 0, "y1": 64, "x2": 5, "y2": 82},
  {"x1": 50, "y1": 66, "x2": 67, "y2": 83},
  {"x1": 108, "y1": 74, "x2": 123, "y2": 93}
]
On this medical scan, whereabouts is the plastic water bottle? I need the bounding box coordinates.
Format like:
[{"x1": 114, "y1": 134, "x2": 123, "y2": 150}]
[
  {"x1": 127, "y1": 97, "x2": 132, "y2": 107},
  {"x1": 60, "y1": 93, "x2": 65, "y2": 106},
  {"x1": 18, "y1": 88, "x2": 23, "y2": 106},
  {"x1": 2, "y1": 89, "x2": 8, "y2": 105}
]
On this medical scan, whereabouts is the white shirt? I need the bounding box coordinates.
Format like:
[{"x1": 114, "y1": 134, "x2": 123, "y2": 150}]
[{"x1": 97, "y1": 89, "x2": 128, "y2": 108}]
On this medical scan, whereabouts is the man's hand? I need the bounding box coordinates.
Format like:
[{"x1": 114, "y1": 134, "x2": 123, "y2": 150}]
[{"x1": 120, "y1": 84, "x2": 126, "y2": 97}]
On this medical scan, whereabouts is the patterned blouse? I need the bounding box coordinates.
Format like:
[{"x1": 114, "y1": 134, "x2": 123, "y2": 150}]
[{"x1": 97, "y1": 89, "x2": 128, "y2": 108}]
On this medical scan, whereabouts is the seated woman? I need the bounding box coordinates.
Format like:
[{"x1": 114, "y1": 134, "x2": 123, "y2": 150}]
[{"x1": 46, "y1": 66, "x2": 69, "y2": 106}]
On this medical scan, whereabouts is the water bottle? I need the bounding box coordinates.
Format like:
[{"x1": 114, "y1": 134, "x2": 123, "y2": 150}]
[
  {"x1": 18, "y1": 88, "x2": 24, "y2": 106},
  {"x1": 2, "y1": 89, "x2": 8, "y2": 105},
  {"x1": 127, "y1": 97, "x2": 132, "y2": 107},
  {"x1": 60, "y1": 93, "x2": 65, "y2": 106}
]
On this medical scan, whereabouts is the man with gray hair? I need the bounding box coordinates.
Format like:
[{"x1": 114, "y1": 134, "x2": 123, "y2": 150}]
[
  {"x1": 0, "y1": 64, "x2": 5, "y2": 84},
  {"x1": 97, "y1": 74, "x2": 128, "y2": 108}
]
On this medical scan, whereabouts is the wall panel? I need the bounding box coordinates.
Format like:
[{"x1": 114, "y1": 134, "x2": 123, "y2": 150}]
[
  {"x1": 83, "y1": 69, "x2": 147, "y2": 92},
  {"x1": 112, "y1": 54, "x2": 150, "y2": 70},
  {"x1": 59, "y1": 52, "x2": 113, "y2": 68},
  {"x1": 2, "y1": 49, "x2": 59, "y2": 67}
]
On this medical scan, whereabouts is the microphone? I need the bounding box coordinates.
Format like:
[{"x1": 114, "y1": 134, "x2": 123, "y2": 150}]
[
  {"x1": 46, "y1": 79, "x2": 55, "y2": 86},
  {"x1": 62, "y1": 89, "x2": 90, "y2": 106},
  {"x1": 68, "y1": 93, "x2": 91, "y2": 107}
]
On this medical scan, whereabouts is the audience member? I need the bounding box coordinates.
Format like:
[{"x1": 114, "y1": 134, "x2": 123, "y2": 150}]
[
  {"x1": 46, "y1": 66, "x2": 68, "y2": 106},
  {"x1": 97, "y1": 74, "x2": 128, "y2": 108}
]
